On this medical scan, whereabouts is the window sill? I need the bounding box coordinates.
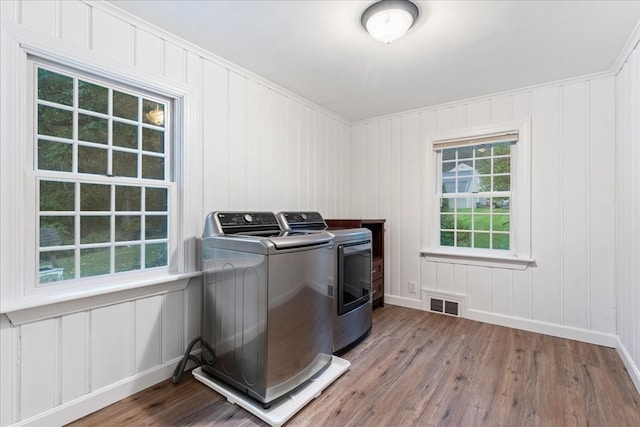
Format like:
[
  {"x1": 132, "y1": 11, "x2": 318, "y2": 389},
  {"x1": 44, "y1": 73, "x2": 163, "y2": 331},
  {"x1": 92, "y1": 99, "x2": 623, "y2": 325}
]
[
  {"x1": 420, "y1": 249, "x2": 534, "y2": 270},
  {"x1": 1, "y1": 271, "x2": 201, "y2": 325}
]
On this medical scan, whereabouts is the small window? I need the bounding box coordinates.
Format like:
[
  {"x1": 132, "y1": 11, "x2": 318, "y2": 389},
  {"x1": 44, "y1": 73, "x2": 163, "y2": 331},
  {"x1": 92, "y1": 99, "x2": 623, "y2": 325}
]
[{"x1": 35, "y1": 63, "x2": 172, "y2": 285}]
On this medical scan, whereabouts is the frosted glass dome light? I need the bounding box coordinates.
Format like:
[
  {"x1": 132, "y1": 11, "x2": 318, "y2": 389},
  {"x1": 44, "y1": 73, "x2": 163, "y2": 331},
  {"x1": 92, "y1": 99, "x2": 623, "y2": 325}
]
[{"x1": 362, "y1": 0, "x2": 419, "y2": 44}]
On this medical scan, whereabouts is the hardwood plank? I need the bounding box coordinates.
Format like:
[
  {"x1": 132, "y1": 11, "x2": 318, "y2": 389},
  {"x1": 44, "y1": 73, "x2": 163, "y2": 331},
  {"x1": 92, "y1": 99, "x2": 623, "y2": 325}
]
[{"x1": 68, "y1": 305, "x2": 640, "y2": 426}]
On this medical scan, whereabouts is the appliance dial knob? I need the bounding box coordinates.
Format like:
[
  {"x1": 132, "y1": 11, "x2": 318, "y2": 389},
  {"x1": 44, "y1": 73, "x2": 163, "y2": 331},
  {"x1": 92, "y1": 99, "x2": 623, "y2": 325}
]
[
  {"x1": 243, "y1": 214, "x2": 253, "y2": 223},
  {"x1": 301, "y1": 213, "x2": 308, "y2": 221}
]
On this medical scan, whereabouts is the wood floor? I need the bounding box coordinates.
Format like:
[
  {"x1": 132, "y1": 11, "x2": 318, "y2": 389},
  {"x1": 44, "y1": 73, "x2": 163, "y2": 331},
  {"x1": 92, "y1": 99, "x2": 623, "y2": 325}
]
[{"x1": 69, "y1": 305, "x2": 640, "y2": 426}]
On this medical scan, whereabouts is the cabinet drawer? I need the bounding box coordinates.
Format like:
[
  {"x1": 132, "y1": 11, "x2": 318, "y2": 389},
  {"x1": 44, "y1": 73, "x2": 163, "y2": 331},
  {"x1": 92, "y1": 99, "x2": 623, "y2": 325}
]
[{"x1": 372, "y1": 259, "x2": 383, "y2": 281}]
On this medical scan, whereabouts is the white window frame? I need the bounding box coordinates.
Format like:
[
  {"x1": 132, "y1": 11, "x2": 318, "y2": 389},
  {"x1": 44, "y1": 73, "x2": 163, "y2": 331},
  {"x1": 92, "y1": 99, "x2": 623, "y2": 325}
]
[
  {"x1": 0, "y1": 25, "x2": 199, "y2": 319},
  {"x1": 422, "y1": 120, "x2": 533, "y2": 270}
]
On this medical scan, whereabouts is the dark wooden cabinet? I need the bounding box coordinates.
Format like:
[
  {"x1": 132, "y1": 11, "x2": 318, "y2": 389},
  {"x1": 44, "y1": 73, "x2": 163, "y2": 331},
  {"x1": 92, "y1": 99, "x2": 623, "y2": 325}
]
[{"x1": 325, "y1": 219, "x2": 386, "y2": 309}]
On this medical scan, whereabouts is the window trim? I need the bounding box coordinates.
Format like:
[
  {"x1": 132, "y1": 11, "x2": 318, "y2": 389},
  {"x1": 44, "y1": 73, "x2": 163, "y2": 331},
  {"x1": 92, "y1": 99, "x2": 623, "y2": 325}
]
[
  {"x1": 422, "y1": 120, "x2": 533, "y2": 270},
  {"x1": 0, "y1": 24, "x2": 198, "y2": 315}
]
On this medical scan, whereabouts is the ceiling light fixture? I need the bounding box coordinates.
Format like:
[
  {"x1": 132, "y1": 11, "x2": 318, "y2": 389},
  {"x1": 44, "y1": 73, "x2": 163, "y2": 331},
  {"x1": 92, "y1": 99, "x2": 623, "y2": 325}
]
[{"x1": 361, "y1": 0, "x2": 419, "y2": 44}]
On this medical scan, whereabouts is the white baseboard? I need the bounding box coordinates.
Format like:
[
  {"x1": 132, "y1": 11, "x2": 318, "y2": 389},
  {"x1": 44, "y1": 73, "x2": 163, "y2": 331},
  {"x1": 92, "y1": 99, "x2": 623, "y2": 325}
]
[
  {"x1": 465, "y1": 309, "x2": 618, "y2": 348},
  {"x1": 615, "y1": 336, "x2": 640, "y2": 395},
  {"x1": 10, "y1": 356, "x2": 194, "y2": 427},
  {"x1": 383, "y1": 294, "x2": 422, "y2": 310}
]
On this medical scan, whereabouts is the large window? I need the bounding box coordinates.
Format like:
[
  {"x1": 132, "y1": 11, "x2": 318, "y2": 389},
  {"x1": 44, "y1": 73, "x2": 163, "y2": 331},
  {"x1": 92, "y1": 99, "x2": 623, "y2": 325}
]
[
  {"x1": 437, "y1": 140, "x2": 513, "y2": 251},
  {"x1": 35, "y1": 62, "x2": 172, "y2": 285}
]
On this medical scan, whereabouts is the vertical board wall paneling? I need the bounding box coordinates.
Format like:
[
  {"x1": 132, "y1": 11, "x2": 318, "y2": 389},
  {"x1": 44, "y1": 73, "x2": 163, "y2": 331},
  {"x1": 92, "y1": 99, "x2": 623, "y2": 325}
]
[
  {"x1": 20, "y1": 319, "x2": 56, "y2": 419},
  {"x1": 134, "y1": 27, "x2": 163, "y2": 74},
  {"x1": 201, "y1": 58, "x2": 229, "y2": 213},
  {"x1": 60, "y1": 312, "x2": 88, "y2": 404},
  {"x1": 530, "y1": 86, "x2": 563, "y2": 324},
  {"x1": 400, "y1": 114, "x2": 421, "y2": 298},
  {"x1": 91, "y1": 303, "x2": 133, "y2": 391},
  {"x1": 364, "y1": 122, "x2": 380, "y2": 218},
  {"x1": 163, "y1": 290, "x2": 185, "y2": 362},
  {"x1": 134, "y1": 296, "x2": 163, "y2": 374},
  {"x1": 60, "y1": 0, "x2": 87, "y2": 49},
  {"x1": 561, "y1": 81, "x2": 590, "y2": 329},
  {"x1": 245, "y1": 79, "x2": 263, "y2": 208},
  {"x1": 588, "y1": 77, "x2": 616, "y2": 334},
  {"x1": 350, "y1": 125, "x2": 366, "y2": 216},
  {"x1": 228, "y1": 72, "x2": 247, "y2": 210},
  {"x1": 91, "y1": 7, "x2": 132, "y2": 64},
  {"x1": 20, "y1": 0, "x2": 56, "y2": 37},
  {"x1": 286, "y1": 98, "x2": 300, "y2": 210},
  {"x1": 388, "y1": 117, "x2": 403, "y2": 295}
]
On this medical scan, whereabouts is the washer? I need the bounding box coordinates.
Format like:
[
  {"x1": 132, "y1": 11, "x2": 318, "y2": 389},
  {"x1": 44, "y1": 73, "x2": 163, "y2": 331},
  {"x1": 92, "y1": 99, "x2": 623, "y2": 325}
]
[{"x1": 200, "y1": 211, "x2": 334, "y2": 406}]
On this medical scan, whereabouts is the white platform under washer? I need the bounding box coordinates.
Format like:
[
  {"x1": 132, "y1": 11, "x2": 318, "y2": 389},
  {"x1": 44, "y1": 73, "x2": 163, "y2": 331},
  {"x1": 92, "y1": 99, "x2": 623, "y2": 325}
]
[{"x1": 193, "y1": 356, "x2": 350, "y2": 427}]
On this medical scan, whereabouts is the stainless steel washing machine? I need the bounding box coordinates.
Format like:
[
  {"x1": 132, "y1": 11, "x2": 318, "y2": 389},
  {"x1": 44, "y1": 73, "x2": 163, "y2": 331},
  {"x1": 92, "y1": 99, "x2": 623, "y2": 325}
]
[
  {"x1": 276, "y1": 212, "x2": 373, "y2": 354},
  {"x1": 200, "y1": 211, "x2": 334, "y2": 405}
]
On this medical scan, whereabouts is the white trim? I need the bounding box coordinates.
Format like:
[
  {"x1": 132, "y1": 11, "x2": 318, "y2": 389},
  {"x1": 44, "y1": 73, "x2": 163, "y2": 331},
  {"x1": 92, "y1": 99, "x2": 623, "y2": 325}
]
[
  {"x1": 420, "y1": 249, "x2": 533, "y2": 270},
  {"x1": 465, "y1": 309, "x2": 618, "y2": 348},
  {"x1": 612, "y1": 17, "x2": 640, "y2": 74},
  {"x1": 2, "y1": 272, "x2": 200, "y2": 324},
  {"x1": 615, "y1": 336, "x2": 640, "y2": 395},
  {"x1": 382, "y1": 294, "x2": 422, "y2": 310}
]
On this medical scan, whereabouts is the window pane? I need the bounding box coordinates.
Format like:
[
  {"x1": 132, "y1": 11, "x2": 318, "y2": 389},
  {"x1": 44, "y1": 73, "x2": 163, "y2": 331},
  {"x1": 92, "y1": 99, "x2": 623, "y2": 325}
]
[
  {"x1": 440, "y1": 231, "x2": 454, "y2": 247},
  {"x1": 494, "y1": 175, "x2": 510, "y2": 191},
  {"x1": 493, "y1": 157, "x2": 510, "y2": 174},
  {"x1": 493, "y1": 143, "x2": 511, "y2": 156},
  {"x1": 458, "y1": 147, "x2": 473, "y2": 160},
  {"x1": 492, "y1": 214, "x2": 510, "y2": 232},
  {"x1": 440, "y1": 214, "x2": 454, "y2": 230},
  {"x1": 78, "y1": 114, "x2": 108, "y2": 144},
  {"x1": 113, "y1": 121, "x2": 138, "y2": 149},
  {"x1": 116, "y1": 245, "x2": 141, "y2": 273},
  {"x1": 80, "y1": 183, "x2": 110, "y2": 211},
  {"x1": 80, "y1": 247, "x2": 111, "y2": 277},
  {"x1": 145, "y1": 242, "x2": 167, "y2": 268},
  {"x1": 475, "y1": 145, "x2": 490, "y2": 158},
  {"x1": 142, "y1": 155, "x2": 164, "y2": 180},
  {"x1": 38, "y1": 140, "x2": 72, "y2": 172},
  {"x1": 116, "y1": 186, "x2": 141, "y2": 211},
  {"x1": 442, "y1": 178, "x2": 455, "y2": 194},
  {"x1": 38, "y1": 68, "x2": 73, "y2": 106},
  {"x1": 142, "y1": 128, "x2": 164, "y2": 153},
  {"x1": 113, "y1": 91, "x2": 138, "y2": 121},
  {"x1": 40, "y1": 217, "x2": 74, "y2": 246},
  {"x1": 145, "y1": 187, "x2": 167, "y2": 211},
  {"x1": 38, "y1": 105, "x2": 72, "y2": 139},
  {"x1": 456, "y1": 232, "x2": 471, "y2": 247},
  {"x1": 80, "y1": 216, "x2": 110, "y2": 243},
  {"x1": 442, "y1": 149, "x2": 456, "y2": 161},
  {"x1": 143, "y1": 100, "x2": 164, "y2": 127},
  {"x1": 39, "y1": 249, "x2": 74, "y2": 283},
  {"x1": 493, "y1": 197, "x2": 510, "y2": 210},
  {"x1": 474, "y1": 232, "x2": 490, "y2": 249},
  {"x1": 78, "y1": 80, "x2": 108, "y2": 114},
  {"x1": 78, "y1": 146, "x2": 107, "y2": 175},
  {"x1": 493, "y1": 234, "x2": 509, "y2": 250},
  {"x1": 145, "y1": 216, "x2": 167, "y2": 239},
  {"x1": 475, "y1": 158, "x2": 491, "y2": 175},
  {"x1": 440, "y1": 198, "x2": 453, "y2": 212},
  {"x1": 115, "y1": 216, "x2": 140, "y2": 241},
  {"x1": 40, "y1": 181, "x2": 75, "y2": 211},
  {"x1": 456, "y1": 212, "x2": 471, "y2": 230},
  {"x1": 113, "y1": 151, "x2": 138, "y2": 178},
  {"x1": 474, "y1": 214, "x2": 490, "y2": 231}
]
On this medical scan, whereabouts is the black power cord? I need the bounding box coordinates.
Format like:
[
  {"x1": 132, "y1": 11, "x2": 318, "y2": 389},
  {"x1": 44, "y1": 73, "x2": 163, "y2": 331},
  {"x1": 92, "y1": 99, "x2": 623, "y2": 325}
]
[{"x1": 172, "y1": 336, "x2": 216, "y2": 384}]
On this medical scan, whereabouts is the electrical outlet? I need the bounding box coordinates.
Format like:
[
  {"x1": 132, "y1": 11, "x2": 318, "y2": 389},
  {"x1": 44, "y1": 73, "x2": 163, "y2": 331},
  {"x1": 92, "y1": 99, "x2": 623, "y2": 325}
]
[{"x1": 408, "y1": 281, "x2": 417, "y2": 293}]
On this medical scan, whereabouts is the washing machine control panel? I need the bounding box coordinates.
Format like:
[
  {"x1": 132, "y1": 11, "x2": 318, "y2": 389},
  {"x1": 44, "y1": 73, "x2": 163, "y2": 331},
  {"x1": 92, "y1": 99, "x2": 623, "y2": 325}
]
[{"x1": 217, "y1": 212, "x2": 279, "y2": 228}]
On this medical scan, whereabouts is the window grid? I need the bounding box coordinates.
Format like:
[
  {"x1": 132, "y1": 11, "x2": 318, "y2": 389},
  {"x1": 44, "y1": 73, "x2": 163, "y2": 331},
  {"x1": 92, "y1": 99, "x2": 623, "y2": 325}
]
[
  {"x1": 35, "y1": 64, "x2": 171, "y2": 285},
  {"x1": 438, "y1": 143, "x2": 512, "y2": 251}
]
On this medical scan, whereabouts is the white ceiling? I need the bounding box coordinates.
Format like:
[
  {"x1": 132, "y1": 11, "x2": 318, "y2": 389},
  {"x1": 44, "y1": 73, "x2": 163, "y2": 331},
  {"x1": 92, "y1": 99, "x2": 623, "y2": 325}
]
[{"x1": 109, "y1": 1, "x2": 640, "y2": 122}]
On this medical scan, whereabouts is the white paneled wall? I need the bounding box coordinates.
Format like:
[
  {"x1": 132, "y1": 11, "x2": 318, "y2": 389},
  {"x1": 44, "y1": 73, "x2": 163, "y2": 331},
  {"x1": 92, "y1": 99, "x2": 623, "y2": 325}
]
[
  {"x1": 616, "y1": 39, "x2": 640, "y2": 390},
  {"x1": 351, "y1": 77, "x2": 617, "y2": 342},
  {"x1": 0, "y1": 1, "x2": 349, "y2": 425}
]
